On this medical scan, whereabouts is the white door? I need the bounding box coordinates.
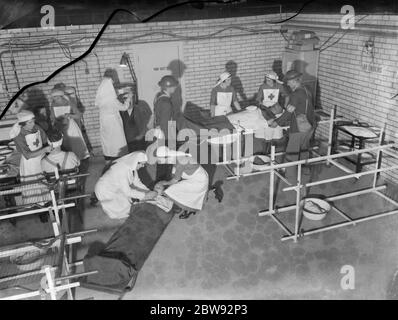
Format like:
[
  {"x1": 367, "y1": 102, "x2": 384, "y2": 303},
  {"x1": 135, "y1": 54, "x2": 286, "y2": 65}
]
[{"x1": 130, "y1": 42, "x2": 186, "y2": 128}]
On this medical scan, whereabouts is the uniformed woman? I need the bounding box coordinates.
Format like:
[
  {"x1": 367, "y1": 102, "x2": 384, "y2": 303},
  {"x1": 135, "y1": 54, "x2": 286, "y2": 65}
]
[
  {"x1": 154, "y1": 146, "x2": 209, "y2": 219},
  {"x1": 210, "y1": 72, "x2": 242, "y2": 117},
  {"x1": 9, "y1": 110, "x2": 52, "y2": 205},
  {"x1": 49, "y1": 84, "x2": 90, "y2": 161},
  {"x1": 95, "y1": 71, "x2": 132, "y2": 166},
  {"x1": 94, "y1": 151, "x2": 158, "y2": 219}
]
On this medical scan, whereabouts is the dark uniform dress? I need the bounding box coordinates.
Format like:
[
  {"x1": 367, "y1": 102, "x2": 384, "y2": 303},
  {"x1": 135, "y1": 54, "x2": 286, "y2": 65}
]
[
  {"x1": 120, "y1": 100, "x2": 152, "y2": 152},
  {"x1": 275, "y1": 85, "x2": 315, "y2": 179},
  {"x1": 154, "y1": 91, "x2": 177, "y2": 181}
]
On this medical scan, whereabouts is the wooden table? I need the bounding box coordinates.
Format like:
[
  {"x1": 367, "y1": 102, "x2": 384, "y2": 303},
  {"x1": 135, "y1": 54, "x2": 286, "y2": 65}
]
[{"x1": 332, "y1": 123, "x2": 380, "y2": 173}]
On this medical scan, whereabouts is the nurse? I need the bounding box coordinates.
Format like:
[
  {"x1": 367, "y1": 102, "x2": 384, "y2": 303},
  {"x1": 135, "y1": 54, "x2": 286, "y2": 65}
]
[
  {"x1": 153, "y1": 75, "x2": 179, "y2": 143},
  {"x1": 210, "y1": 72, "x2": 242, "y2": 117},
  {"x1": 49, "y1": 84, "x2": 90, "y2": 161},
  {"x1": 95, "y1": 70, "x2": 132, "y2": 167},
  {"x1": 94, "y1": 151, "x2": 158, "y2": 219},
  {"x1": 154, "y1": 146, "x2": 209, "y2": 219},
  {"x1": 256, "y1": 71, "x2": 286, "y2": 119},
  {"x1": 9, "y1": 110, "x2": 52, "y2": 205}
]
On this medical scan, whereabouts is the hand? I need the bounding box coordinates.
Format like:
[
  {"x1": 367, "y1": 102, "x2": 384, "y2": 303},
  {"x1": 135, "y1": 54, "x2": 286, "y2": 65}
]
[
  {"x1": 144, "y1": 191, "x2": 158, "y2": 200},
  {"x1": 44, "y1": 146, "x2": 52, "y2": 153},
  {"x1": 286, "y1": 105, "x2": 296, "y2": 113},
  {"x1": 154, "y1": 182, "x2": 165, "y2": 193},
  {"x1": 269, "y1": 121, "x2": 278, "y2": 128}
]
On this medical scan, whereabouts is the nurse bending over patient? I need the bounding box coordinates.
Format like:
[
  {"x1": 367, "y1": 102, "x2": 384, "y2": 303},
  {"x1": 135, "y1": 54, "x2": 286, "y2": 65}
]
[
  {"x1": 154, "y1": 146, "x2": 209, "y2": 219},
  {"x1": 94, "y1": 152, "x2": 158, "y2": 219}
]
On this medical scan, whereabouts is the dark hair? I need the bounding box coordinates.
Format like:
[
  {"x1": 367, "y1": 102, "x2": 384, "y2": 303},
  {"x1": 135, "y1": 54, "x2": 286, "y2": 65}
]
[
  {"x1": 103, "y1": 68, "x2": 120, "y2": 84},
  {"x1": 47, "y1": 129, "x2": 63, "y2": 143}
]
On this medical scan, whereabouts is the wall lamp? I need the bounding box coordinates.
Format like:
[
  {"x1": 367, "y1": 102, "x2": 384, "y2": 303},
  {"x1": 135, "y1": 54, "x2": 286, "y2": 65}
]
[{"x1": 120, "y1": 52, "x2": 138, "y2": 103}]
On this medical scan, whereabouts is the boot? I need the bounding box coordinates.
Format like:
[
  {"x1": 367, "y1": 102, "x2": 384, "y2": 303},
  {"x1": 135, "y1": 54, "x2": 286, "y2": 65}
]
[{"x1": 211, "y1": 180, "x2": 224, "y2": 203}]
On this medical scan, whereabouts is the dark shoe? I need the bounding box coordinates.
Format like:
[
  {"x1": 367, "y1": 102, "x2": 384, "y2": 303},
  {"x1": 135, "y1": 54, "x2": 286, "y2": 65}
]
[
  {"x1": 179, "y1": 210, "x2": 196, "y2": 219},
  {"x1": 211, "y1": 181, "x2": 224, "y2": 203},
  {"x1": 90, "y1": 193, "x2": 99, "y2": 206}
]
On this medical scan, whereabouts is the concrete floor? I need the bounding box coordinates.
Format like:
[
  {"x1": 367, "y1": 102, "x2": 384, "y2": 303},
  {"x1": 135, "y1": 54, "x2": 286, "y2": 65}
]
[{"x1": 2, "y1": 155, "x2": 398, "y2": 300}]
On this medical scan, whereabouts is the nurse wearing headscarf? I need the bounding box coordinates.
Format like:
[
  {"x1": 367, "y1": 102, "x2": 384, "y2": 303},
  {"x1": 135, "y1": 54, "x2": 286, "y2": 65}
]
[
  {"x1": 95, "y1": 71, "x2": 132, "y2": 165},
  {"x1": 9, "y1": 110, "x2": 52, "y2": 205},
  {"x1": 94, "y1": 151, "x2": 158, "y2": 219},
  {"x1": 256, "y1": 71, "x2": 287, "y2": 119},
  {"x1": 210, "y1": 72, "x2": 242, "y2": 117},
  {"x1": 154, "y1": 146, "x2": 209, "y2": 219},
  {"x1": 49, "y1": 84, "x2": 90, "y2": 161}
]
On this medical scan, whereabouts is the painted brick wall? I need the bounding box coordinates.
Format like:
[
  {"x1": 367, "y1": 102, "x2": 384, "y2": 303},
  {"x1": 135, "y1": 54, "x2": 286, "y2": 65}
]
[
  {"x1": 0, "y1": 14, "x2": 284, "y2": 153},
  {"x1": 289, "y1": 14, "x2": 398, "y2": 183}
]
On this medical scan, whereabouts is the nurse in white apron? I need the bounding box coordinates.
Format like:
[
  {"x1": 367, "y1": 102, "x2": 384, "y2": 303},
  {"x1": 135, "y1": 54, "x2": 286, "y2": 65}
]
[
  {"x1": 49, "y1": 86, "x2": 90, "y2": 161},
  {"x1": 154, "y1": 146, "x2": 209, "y2": 219},
  {"x1": 9, "y1": 110, "x2": 52, "y2": 205},
  {"x1": 95, "y1": 74, "x2": 132, "y2": 166},
  {"x1": 256, "y1": 71, "x2": 286, "y2": 117},
  {"x1": 94, "y1": 151, "x2": 158, "y2": 219},
  {"x1": 210, "y1": 72, "x2": 242, "y2": 117}
]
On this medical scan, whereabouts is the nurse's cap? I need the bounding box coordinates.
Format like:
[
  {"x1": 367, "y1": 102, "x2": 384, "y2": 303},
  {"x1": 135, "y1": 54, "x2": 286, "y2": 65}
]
[
  {"x1": 214, "y1": 72, "x2": 231, "y2": 88},
  {"x1": 64, "y1": 86, "x2": 76, "y2": 95},
  {"x1": 17, "y1": 110, "x2": 35, "y2": 123},
  {"x1": 50, "y1": 89, "x2": 66, "y2": 97},
  {"x1": 265, "y1": 71, "x2": 283, "y2": 84},
  {"x1": 156, "y1": 146, "x2": 192, "y2": 158}
]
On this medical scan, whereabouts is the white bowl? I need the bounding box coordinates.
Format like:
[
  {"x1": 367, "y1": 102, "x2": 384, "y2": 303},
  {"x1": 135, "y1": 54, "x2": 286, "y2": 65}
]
[
  {"x1": 301, "y1": 198, "x2": 331, "y2": 221},
  {"x1": 246, "y1": 106, "x2": 258, "y2": 112},
  {"x1": 252, "y1": 155, "x2": 271, "y2": 171}
]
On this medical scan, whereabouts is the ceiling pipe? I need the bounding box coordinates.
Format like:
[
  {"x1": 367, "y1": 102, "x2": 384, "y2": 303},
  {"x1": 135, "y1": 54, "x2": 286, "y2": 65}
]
[{"x1": 282, "y1": 20, "x2": 398, "y2": 38}]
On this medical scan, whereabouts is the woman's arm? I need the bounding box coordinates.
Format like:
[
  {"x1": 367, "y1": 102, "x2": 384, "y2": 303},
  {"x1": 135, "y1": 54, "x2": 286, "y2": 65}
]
[
  {"x1": 68, "y1": 102, "x2": 82, "y2": 121},
  {"x1": 232, "y1": 89, "x2": 241, "y2": 111},
  {"x1": 256, "y1": 86, "x2": 263, "y2": 105},
  {"x1": 155, "y1": 164, "x2": 184, "y2": 189},
  {"x1": 210, "y1": 105, "x2": 216, "y2": 117},
  {"x1": 14, "y1": 138, "x2": 51, "y2": 159}
]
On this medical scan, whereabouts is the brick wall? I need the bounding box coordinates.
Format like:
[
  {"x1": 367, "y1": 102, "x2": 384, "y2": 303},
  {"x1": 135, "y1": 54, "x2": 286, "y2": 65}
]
[
  {"x1": 0, "y1": 12, "x2": 397, "y2": 182},
  {"x1": 289, "y1": 14, "x2": 398, "y2": 183}
]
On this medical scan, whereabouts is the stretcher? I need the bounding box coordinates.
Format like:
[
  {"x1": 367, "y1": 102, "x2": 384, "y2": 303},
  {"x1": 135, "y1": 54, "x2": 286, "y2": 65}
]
[{"x1": 0, "y1": 169, "x2": 95, "y2": 299}]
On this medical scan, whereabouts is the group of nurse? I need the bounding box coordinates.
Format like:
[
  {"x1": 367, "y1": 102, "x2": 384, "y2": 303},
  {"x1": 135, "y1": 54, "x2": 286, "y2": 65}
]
[{"x1": 9, "y1": 84, "x2": 90, "y2": 206}]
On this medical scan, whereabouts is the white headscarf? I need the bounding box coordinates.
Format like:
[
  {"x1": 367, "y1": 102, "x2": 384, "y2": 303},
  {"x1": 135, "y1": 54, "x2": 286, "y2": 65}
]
[
  {"x1": 115, "y1": 151, "x2": 148, "y2": 171},
  {"x1": 9, "y1": 110, "x2": 35, "y2": 139},
  {"x1": 214, "y1": 72, "x2": 231, "y2": 88}
]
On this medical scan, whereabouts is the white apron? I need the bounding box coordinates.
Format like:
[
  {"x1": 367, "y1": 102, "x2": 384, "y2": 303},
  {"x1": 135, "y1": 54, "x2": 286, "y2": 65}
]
[
  {"x1": 53, "y1": 104, "x2": 71, "y2": 118},
  {"x1": 215, "y1": 92, "x2": 233, "y2": 116},
  {"x1": 19, "y1": 131, "x2": 51, "y2": 205},
  {"x1": 63, "y1": 118, "x2": 90, "y2": 160},
  {"x1": 165, "y1": 166, "x2": 209, "y2": 211},
  {"x1": 262, "y1": 89, "x2": 279, "y2": 107},
  {"x1": 100, "y1": 113, "x2": 127, "y2": 157}
]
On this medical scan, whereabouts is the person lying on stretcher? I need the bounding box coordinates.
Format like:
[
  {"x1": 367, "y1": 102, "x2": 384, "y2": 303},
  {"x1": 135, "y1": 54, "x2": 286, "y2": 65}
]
[{"x1": 153, "y1": 146, "x2": 209, "y2": 219}]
